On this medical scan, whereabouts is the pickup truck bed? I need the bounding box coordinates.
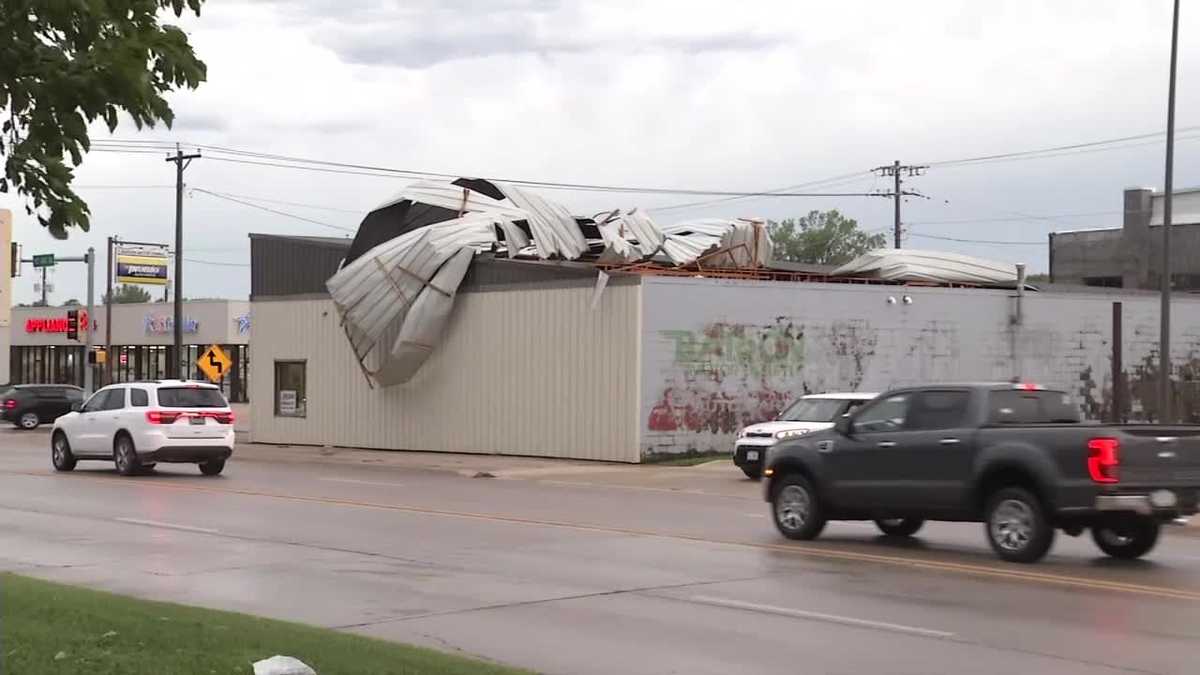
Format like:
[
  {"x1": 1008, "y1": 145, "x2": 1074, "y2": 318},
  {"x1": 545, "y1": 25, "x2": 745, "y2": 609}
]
[{"x1": 764, "y1": 383, "x2": 1200, "y2": 563}]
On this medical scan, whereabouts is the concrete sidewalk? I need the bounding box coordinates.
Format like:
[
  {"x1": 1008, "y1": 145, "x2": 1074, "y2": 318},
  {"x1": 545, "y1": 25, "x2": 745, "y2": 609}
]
[
  {"x1": 233, "y1": 442, "x2": 638, "y2": 476},
  {"x1": 232, "y1": 443, "x2": 754, "y2": 498}
]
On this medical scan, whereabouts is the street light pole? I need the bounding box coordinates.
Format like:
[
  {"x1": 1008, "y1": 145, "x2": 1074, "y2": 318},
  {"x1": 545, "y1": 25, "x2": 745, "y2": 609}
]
[
  {"x1": 1159, "y1": 0, "x2": 1180, "y2": 423},
  {"x1": 105, "y1": 236, "x2": 114, "y2": 386}
]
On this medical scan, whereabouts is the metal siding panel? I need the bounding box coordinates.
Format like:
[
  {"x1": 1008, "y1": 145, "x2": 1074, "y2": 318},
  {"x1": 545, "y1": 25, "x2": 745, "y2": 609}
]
[{"x1": 249, "y1": 282, "x2": 640, "y2": 461}]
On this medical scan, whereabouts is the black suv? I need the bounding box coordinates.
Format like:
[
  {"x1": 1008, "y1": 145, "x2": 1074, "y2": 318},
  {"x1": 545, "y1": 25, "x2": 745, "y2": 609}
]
[{"x1": 2, "y1": 384, "x2": 85, "y2": 430}]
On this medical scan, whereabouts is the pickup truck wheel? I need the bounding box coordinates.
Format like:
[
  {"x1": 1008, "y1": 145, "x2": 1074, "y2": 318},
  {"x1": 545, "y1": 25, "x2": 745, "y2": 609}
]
[
  {"x1": 1091, "y1": 516, "x2": 1160, "y2": 560},
  {"x1": 985, "y1": 487, "x2": 1055, "y2": 563},
  {"x1": 875, "y1": 518, "x2": 924, "y2": 537},
  {"x1": 741, "y1": 466, "x2": 762, "y2": 481},
  {"x1": 772, "y1": 474, "x2": 826, "y2": 540}
]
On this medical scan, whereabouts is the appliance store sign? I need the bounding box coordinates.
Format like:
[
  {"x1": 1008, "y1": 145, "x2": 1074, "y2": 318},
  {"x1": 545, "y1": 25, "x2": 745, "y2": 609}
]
[{"x1": 144, "y1": 314, "x2": 199, "y2": 335}]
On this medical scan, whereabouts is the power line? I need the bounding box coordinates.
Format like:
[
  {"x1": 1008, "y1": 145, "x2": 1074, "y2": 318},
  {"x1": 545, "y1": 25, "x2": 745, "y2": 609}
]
[
  {"x1": 183, "y1": 255, "x2": 252, "y2": 266},
  {"x1": 923, "y1": 125, "x2": 1200, "y2": 167},
  {"x1": 647, "y1": 171, "x2": 877, "y2": 213},
  {"x1": 102, "y1": 139, "x2": 889, "y2": 198},
  {"x1": 189, "y1": 187, "x2": 356, "y2": 233},
  {"x1": 191, "y1": 189, "x2": 364, "y2": 214},
  {"x1": 89, "y1": 123, "x2": 1200, "y2": 210},
  {"x1": 73, "y1": 184, "x2": 174, "y2": 189},
  {"x1": 908, "y1": 232, "x2": 1043, "y2": 245},
  {"x1": 910, "y1": 210, "x2": 1121, "y2": 225}
]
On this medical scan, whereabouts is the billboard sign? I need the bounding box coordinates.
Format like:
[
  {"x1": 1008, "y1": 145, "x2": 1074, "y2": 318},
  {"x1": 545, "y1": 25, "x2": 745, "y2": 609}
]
[{"x1": 116, "y1": 247, "x2": 169, "y2": 286}]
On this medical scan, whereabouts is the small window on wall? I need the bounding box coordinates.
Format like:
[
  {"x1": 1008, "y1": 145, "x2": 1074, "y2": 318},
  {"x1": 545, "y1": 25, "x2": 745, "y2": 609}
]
[{"x1": 274, "y1": 361, "x2": 306, "y2": 418}]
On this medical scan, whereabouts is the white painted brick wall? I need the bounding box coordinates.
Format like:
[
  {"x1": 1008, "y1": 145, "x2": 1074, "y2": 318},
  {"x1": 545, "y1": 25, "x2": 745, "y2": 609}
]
[{"x1": 639, "y1": 277, "x2": 1200, "y2": 458}]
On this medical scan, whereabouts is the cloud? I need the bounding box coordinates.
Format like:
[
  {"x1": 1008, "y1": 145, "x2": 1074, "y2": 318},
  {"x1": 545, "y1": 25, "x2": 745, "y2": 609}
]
[
  {"x1": 171, "y1": 111, "x2": 230, "y2": 133},
  {"x1": 16, "y1": 0, "x2": 1200, "y2": 306},
  {"x1": 253, "y1": 0, "x2": 787, "y2": 68}
]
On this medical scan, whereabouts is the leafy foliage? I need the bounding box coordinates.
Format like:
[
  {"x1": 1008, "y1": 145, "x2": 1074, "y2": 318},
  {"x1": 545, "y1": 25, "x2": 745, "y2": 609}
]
[
  {"x1": 0, "y1": 1, "x2": 207, "y2": 238},
  {"x1": 105, "y1": 283, "x2": 152, "y2": 304},
  {"x1": 769, "y1": 210, "x2": 888, "y2": 266}
]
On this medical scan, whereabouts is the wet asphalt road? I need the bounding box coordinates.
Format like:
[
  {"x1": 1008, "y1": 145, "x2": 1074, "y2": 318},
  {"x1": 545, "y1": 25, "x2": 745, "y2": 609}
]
[{"x1": 2, "y1": 428, "x2": 1199, "y2": 674}]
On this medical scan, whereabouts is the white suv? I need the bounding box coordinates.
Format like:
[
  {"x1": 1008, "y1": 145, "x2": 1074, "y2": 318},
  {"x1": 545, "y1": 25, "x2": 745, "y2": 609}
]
[{"x1": 51, "y1": 380, "x2": 235, "y2": 476}]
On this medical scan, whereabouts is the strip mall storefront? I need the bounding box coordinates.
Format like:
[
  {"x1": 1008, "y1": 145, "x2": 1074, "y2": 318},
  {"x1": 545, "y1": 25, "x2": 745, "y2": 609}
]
[{"x1": 8, "y1": 300, "x2": 251, "y2": 402}]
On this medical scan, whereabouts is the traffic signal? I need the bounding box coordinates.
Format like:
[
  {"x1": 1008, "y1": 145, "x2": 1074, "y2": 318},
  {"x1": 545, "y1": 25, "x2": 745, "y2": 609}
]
[{"x1": 66, "y1": 309, "x2": 79, "y2": 341}]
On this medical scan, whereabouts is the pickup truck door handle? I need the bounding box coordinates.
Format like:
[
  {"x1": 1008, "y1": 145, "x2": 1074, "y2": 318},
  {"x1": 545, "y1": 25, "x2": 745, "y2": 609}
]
[
  {"x1": 939, "y1": 438, "x2": 961, "y2": 446},
  {"x1": 877, "y1": 441, "x2": 897, "y2": 448}
]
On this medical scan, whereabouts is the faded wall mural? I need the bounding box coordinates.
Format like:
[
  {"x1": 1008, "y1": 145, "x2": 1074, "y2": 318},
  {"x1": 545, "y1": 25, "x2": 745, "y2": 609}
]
[{"x1": 640, "y1": 277, "x2": 1200, "y2": 459}]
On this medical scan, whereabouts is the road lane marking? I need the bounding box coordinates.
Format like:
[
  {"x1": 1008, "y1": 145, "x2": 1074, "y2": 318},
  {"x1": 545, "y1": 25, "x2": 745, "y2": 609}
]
[
  {"x1": 318, "y1": 477, "x2": 407, "y2": 488},
  {"x1": 115, "y1": 518, "x2": 220, "y2": 535},
  {"x1": 687, "y1": 595, "x2": 956, "y2": 639},
  {"x1": 16, "y1": 471, "x2": 1200, "y2": 603},
  {"x1": 538, "y1": 480, "x2": 750, "y2": 500}
]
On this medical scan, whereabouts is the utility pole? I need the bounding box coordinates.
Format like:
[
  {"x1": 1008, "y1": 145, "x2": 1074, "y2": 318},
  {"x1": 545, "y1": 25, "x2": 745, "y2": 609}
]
[
  {"x1": 166, "y1": 144, "x2": 200, "y2": 379},
  {"x1": 873, "y1": 161, "x2": 928, "y2": 248},
  {"x1": 1159, "y1": 0, "x2": 1180, "y2": 423},
  {"x1": 85, "y1": 247, "x2": 94, "y2": 395}
]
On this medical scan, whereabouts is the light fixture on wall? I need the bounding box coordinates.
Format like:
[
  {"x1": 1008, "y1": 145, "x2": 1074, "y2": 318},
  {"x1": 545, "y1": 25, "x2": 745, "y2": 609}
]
[
  {"x1": 886, "y1": 296, "x2": 897, "y2": 305},
  {"x1": 902, "y1": 295, "x2": 913, "y2": 305}
]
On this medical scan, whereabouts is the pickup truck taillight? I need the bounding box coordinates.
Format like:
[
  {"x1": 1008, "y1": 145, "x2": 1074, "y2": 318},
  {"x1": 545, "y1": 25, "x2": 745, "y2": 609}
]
[
  {"x1": 1087, "y1": 438, "x2": 1120, "y2": 483},
  {"x1": 145, "y1": 411, "x2": 181, "y2": 424}
]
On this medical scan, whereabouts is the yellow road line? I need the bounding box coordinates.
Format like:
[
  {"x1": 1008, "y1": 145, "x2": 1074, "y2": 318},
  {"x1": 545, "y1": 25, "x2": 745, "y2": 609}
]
[{"x1": 10, "y1": 470, "x2": 1200, "y2": 602}]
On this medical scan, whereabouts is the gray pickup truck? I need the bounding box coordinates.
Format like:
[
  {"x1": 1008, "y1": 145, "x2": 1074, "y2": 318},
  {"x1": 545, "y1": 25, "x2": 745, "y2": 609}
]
[{"x1": 763, "y1": 383, "x2": 1200, "y2": 563}]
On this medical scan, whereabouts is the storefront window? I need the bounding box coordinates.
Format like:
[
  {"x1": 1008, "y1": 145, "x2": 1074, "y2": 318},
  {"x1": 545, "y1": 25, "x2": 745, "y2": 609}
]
[{"x1": 274, "y1": 361, "x2": 306, "y2": 417}]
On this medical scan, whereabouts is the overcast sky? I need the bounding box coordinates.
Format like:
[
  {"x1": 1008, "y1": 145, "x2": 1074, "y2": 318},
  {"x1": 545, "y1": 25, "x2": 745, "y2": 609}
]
[{"x1": 4, "y1": 0, "x2": 1200, "y2": 303}]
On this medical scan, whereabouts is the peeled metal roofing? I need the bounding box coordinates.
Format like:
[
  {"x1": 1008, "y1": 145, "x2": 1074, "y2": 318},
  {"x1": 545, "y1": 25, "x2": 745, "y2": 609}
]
[
  {"x1": 495, "y1": 181, "x2": 588, "y2": 259},
  {"x1": 327, "y1": 212, "x2": 523, "y2": 382},
  {"x1": 372, "y1": 247, "x2": 475, "y2": 386},
  {"x1": 832, "y1": 249, "x2": 1018, "y2": 285},
  {"x1": 331, "y1": 178, "x2": 1003, "y2": 388}
]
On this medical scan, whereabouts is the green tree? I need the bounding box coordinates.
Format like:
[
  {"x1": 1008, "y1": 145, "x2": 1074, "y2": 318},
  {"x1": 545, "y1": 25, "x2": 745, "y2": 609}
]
[
  {"x1": 106, "y1": 284, "x2": 152, "y2": 304},
  {"x1": 769, "y1": 210, "x2": 887, "y2": 266},
  {"x1": 0, "y1": 1, "x2": 207, "y2": 238}
]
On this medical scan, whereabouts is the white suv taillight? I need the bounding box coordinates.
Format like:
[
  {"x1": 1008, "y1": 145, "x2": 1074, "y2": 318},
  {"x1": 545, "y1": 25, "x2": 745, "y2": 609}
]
[
  {"x1": 146, "y1": 410, "x2": 234, "y2": 425},
  {"x1": 146, "y1": 410, "x2": 181, "y2": 424}
]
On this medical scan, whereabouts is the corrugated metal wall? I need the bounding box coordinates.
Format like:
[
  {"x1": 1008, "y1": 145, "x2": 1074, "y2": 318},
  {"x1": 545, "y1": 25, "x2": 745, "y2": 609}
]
[{"x1": 250, "y1": 282, "x2": 643, "y2": 461}]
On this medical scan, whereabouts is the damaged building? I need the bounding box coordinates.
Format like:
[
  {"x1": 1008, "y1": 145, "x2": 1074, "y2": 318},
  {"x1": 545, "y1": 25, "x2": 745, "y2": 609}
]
[{"x1": 248, "y1": 179, "x2": 1200, "y2": 462}]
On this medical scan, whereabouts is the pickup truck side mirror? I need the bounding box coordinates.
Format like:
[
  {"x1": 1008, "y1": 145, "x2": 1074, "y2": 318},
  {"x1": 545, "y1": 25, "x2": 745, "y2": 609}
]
[{"x1": 833, "y1": 414, "x2": 853, "y2": 436}]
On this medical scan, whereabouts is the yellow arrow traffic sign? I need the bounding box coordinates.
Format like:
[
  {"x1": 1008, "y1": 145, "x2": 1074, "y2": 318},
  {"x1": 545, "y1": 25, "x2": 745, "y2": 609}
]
[{"x1": 197, "y1": 344, "x2": 232, "y2": 383}]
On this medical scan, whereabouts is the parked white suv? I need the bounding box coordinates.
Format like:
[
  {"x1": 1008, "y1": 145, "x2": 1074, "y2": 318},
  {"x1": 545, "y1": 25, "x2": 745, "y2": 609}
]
[
  {"x1": 733, "y1": 392, "x2": 877, "y2": 479},
  {"x1": 51, "y1": 380, "x2": 235, "y2": 476}
]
